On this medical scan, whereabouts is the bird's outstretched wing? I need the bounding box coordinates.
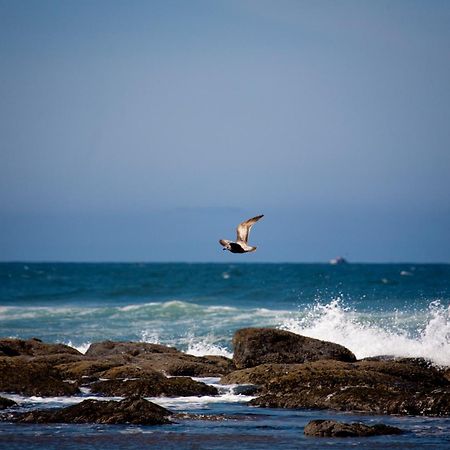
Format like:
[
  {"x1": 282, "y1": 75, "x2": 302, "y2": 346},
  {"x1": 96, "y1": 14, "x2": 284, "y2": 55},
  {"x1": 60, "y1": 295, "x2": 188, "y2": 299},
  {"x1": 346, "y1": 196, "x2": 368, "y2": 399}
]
[{"x1": 236, "y1": 214, "x2": 264, "y2": 244}]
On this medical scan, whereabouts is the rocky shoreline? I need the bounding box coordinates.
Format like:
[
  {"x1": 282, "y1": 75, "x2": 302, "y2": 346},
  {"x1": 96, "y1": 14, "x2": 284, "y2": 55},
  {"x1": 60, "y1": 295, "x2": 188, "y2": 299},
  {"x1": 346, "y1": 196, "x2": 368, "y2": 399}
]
[{"x1": 1, "y1": 328, "x2": 450, "y2": 430}]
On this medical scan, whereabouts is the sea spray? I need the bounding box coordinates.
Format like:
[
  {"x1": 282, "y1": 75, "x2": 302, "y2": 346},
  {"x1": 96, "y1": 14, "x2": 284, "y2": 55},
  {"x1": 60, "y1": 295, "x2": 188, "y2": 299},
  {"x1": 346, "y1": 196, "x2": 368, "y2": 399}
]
[
  {"x1": 280, "y1": 299, "x2": 450, "y2": 366},
  {"x1": 185, "y1": 334, "x2": 233, "y2": 358},
  {"x1": 64, "y1": 341, "x2": 91, "y2": 354}
]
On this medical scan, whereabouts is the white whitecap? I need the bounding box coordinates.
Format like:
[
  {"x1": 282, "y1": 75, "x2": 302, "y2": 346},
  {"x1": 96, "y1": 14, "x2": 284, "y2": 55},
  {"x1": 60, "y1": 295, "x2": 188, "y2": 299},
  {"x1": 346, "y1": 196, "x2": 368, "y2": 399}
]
[{"x1": 280, "y1": 299, "x2": 450, "y2": 366}]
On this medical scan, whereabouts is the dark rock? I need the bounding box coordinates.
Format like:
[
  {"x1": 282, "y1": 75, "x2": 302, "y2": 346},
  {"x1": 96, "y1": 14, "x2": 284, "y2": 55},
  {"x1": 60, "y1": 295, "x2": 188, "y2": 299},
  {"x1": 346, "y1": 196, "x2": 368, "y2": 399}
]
[
  {"x1": 85, "y1": 341, "x2": 179, "y2": 358},
  {"x1": 91, "y1": 376, "x2": 218, "y2": 397},
  {"x1": 0, "y1": 357, "x2": 79, "y2": 396},
  {"x1": 232, "y1": 328, "x2": 356, "y2": 369},
  {"x1": 230, "y1": 384, "x2": 260, "y2": 395},
  {"x1": 0, "y1": 397, "x2": 16, "y2": 409},
  {"x1": 0, "y1": 338, "x2": 81, "y2": 358},
  {"x1": 221, "y1": 363, "x2": 303, "y2": 386},
  {"x1": 354, "y1": 359, "x2": 448, "y2": 388},
  {"x1": 201, "y1": 355, "x2": 236, "y2": 374},
  {"x1": 304, "y1": 419, "x2": 403, "y2": 437},
  {"x1": 99, "y1": 363, "x2": 163, "y2": 380},
  {"x1": 56, "y1": 358, "x2": 127, "y2": 383},
  {"x1": 85, "y1": 341, "x2": 235, "y2": 376},
  {"x1": 33, "y1": 353, "x2": 85, "y2": 366},
  {"x1": 16, "y1": 397, "x2": 172, "y2": 425},
  {"x1": 249, "y1": 359, "x2": 450, "y2": 416},
  {"x1": 441, "y1": 367, "x2": 450, "y2": 383}
]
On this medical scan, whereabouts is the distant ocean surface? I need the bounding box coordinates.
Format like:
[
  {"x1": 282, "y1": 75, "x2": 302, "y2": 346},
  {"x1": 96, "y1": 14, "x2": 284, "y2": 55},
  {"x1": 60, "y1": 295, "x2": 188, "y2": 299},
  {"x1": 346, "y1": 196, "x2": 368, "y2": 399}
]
[{"x1": 1, "y1": 262, "x2": 450, "y2": 449}]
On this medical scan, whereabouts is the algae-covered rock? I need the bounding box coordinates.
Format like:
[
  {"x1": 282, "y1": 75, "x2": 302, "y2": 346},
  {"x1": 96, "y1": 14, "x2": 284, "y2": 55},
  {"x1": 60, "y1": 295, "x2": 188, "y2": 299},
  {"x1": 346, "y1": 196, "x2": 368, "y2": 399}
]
[{"x1": 248, "y1": 359, "x2": 450, "y2": 416}]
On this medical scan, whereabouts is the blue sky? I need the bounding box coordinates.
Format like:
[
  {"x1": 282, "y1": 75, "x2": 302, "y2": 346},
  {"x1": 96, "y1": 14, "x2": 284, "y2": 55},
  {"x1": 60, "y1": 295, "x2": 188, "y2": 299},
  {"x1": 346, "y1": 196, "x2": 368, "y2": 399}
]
[{"x1": 1, "y1": 0, "x2": 449, "y2": 262}]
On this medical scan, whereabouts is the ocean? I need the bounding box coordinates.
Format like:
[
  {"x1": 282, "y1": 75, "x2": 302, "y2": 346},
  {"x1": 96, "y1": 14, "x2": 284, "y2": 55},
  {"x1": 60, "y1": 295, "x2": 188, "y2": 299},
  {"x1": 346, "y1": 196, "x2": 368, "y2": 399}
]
[{"x1": 1, "y1": 262, "x2": 449, "y2": 449}]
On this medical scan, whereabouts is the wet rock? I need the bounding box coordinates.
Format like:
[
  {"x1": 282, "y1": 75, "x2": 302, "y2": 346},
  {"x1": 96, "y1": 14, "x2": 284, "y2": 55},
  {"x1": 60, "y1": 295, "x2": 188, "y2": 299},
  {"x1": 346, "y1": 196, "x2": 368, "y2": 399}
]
[
  {"x1": 230, "y1": 384, "x2": 260, "y2": 395},
  {"x1": 441, "y1": 367, "x2": 450, "y2": 383},
  {"x1": 32, "y1": 353, "x2": 85, "y2": 366},
  {"x1": 56, "y1": 358, "x2": 128, "y2": 383},
  {"x1": 354, "y1": 359, "x2": 448, "y2": 388},
  {"x1": 85, "y1": 341, "x2": 235, "y2": 376},
  {"x1": 99, "y1": 363, "x2": 163, "y2": 380},
  {"x1": 304, "y1": 419, "x2": 403, "y2": 437},
  {"x1": 0, "y1": 397, "x2": 16, "y2": 409},
  {"x1": 232, "y1": 328, "x2": 356, "y2": 369},
  {"x1": 91, "y1": 375, "x2": 218, "y2": 397},
  {"x1": 16, "y1": 397, "x2": 172, "y2": 425},
  {"x1": 0, "y1": 357, "x2": 79, "y2": 396},
  {"x1": 221, "y1": 363, "x2": 303, "y2": 386},
  {"x1": 201, "y1": 355, "x2": 236, "y2": 374},
  {"x1": 0, "y1": 338, "x2": 81, "y2": 358},
  {"x1": 249, "y1": 359, "x2": 450, "y2": 416},
  {"x1": 85, "y1": 341, "x2": 179, "y2": 358}
]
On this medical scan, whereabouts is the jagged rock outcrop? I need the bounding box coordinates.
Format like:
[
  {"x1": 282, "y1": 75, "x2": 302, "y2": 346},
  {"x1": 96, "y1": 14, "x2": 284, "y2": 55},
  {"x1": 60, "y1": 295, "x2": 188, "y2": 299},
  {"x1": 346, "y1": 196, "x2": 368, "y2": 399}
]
[
  {"x1": 85, "y1": 341, "x2": 235, "y2": 376},
  {"x1": 91, "y1": 375, "x2": 218, "y2": 397},
  {"x1": 0, "y1": 338, "x2": 81, "y2": 358},
  {"x1": 246, "y1": 359, "x2": 450, "y2": 416},
  {"x1": 0, "y1": 357, "x2": 79, "y2": 396},
  {"x1": 232, "y1": 328, "x2": 356, "y2": 369},
  {"x1": 15, "y1": 397, "x2": 172, "y2": 425}
]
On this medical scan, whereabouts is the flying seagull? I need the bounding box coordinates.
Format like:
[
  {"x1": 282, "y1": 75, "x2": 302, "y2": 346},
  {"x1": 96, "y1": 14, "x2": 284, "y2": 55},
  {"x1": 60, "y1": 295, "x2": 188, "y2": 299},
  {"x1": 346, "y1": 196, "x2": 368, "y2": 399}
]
[{"x1": 219, "y1": 214, "x2": 264, "y2": 253}]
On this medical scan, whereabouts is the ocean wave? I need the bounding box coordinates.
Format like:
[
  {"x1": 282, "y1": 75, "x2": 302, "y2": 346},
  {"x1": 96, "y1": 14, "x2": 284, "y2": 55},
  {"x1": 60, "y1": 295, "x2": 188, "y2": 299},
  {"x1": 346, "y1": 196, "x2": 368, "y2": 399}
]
[
  {"x1": 3, "y1": 298, "x2": 449, "y2": 366},
  {"x1": 0, "y1": 300, "x2": 244, "y2": 321},
  {"x1": 280, "y1": 299, "x2": 450, "y2": 366},
  {"x1": 185, "y1": 335, "x2": 233, "y2": 358}
]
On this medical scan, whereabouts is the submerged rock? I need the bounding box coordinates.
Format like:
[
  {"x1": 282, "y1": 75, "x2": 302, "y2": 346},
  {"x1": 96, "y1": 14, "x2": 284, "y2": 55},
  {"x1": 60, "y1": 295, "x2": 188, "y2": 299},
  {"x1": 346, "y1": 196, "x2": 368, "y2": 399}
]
[
  {"x1": 232, "y1": 328, "x2": 356, "y2": 369},
  {"x1": 0, "y1": 357, "x2": 79, "y2": 396},
  {"x1": 16, "y1": 397, "x2": 172, "y2": 425},
  {"x1": 304, "y1": 419, "x2": 403, "y2": 437},
  {"x1": 247, "y1": 359, "x2": 450, "y2": 416}
]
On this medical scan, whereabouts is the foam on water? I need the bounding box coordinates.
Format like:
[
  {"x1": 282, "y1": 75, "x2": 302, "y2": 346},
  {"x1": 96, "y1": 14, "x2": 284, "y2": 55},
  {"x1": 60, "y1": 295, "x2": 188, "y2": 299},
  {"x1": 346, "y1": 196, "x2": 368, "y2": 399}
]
[
  {"x1": 280, "y1": 299, "x2": 450, "y2": 366},
  {"x1": 2, "y1": 297, "x2": 449, "y2": 366},
  {"x1": 185, "y1": 336, "x2": 233, "y2": 358},
  {"x1": 65, "y1": 340, "x2": 91, "y2": 354},
  {"x1": 147, "y1": 393, "x2": 256, "y2": 410},
  {"x1": 2, "y1": 379, "x2": 255, "y2": 411}
]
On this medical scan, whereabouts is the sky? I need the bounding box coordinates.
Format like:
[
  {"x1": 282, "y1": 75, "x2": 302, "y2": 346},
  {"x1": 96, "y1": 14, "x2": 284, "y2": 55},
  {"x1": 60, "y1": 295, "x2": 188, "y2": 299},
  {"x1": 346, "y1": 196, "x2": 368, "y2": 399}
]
[{"x1": 1, "y1": 0, "x2": 449, "y2": 262}]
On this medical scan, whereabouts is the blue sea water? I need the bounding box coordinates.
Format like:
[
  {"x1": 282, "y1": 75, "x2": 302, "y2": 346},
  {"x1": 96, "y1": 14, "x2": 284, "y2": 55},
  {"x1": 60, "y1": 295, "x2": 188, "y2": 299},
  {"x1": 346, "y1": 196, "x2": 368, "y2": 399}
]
[{"x1": 0, "y1": 262, "x2": 449, "y2": 449}]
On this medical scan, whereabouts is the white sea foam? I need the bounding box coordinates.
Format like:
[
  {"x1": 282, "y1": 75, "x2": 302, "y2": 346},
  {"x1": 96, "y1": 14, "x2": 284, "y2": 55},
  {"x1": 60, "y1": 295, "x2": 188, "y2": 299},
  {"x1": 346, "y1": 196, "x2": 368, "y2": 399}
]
[
  {"x1": 65, "y1": 340, "x2": 91, "y2": 354},
  {"x1": 2, "y1": 385, "x2": 255, "y2": 411},
  {"x1": 146, "y1": 393, "x2": 256, "y2": 410},
  {"x1": 280, "y1": 299, "x2": 450, "y2": 366},
  {"x1": 185, "y1": 336, "x2": 233, "y2": 358},
  {"x1": 2, "y1": 394, "x2": 121, "y2": 406},
  {"x1": 140, "y1": 330, "x2": 161, "y2": 344}
]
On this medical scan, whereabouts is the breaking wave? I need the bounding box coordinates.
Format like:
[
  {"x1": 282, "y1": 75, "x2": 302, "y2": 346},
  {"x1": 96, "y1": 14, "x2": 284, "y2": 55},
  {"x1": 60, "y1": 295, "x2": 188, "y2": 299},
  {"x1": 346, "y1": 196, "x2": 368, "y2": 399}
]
[
  {"x1": 1, "y1": 298, "x2": 449, "y2": 365},
  {"x1": 280, "y1": 299, "x2": 450, "y2": 366}
]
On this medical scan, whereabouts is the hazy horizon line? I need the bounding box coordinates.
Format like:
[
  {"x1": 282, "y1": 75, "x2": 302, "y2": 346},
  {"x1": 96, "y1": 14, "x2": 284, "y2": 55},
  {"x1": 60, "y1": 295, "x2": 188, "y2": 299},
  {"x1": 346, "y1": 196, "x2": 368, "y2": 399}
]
[{"x1": 1, "y1": 260, "x2": 448, "y2": 265}]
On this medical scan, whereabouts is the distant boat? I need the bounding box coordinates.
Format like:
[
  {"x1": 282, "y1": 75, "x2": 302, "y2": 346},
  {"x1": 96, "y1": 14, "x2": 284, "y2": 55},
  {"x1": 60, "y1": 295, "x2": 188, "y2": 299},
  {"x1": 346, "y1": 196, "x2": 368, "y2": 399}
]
[{"x1": 329, "y1": 257, "x2": 348, "y2": 265}]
